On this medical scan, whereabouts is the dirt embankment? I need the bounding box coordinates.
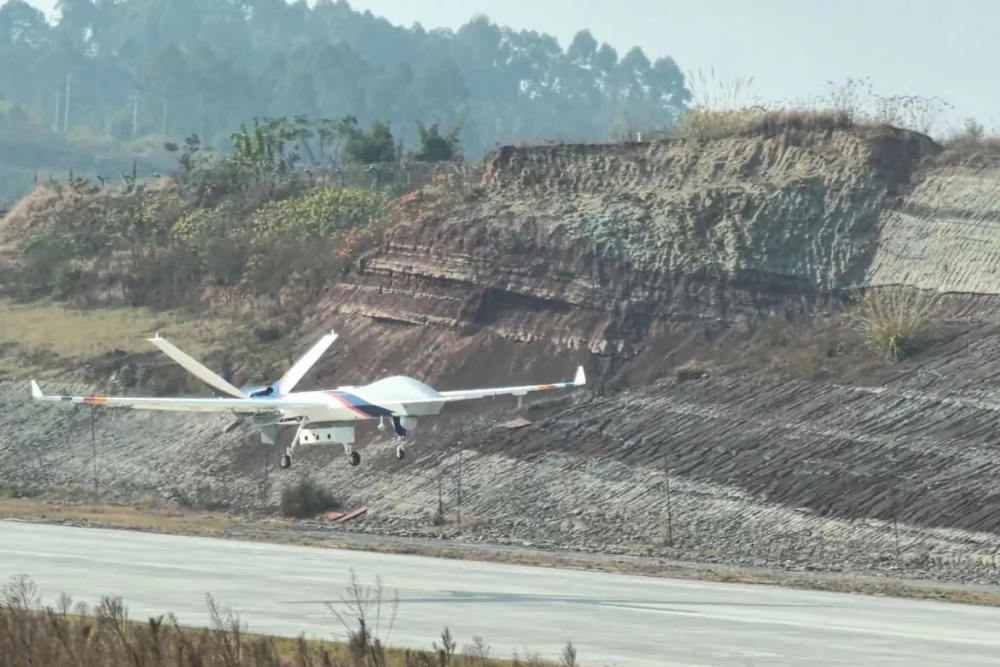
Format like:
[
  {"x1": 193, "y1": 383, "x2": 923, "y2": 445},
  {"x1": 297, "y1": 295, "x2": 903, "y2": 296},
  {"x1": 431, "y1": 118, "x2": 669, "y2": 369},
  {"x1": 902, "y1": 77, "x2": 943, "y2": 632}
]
[{"x1": 5, "y1": 123, "x2": 1000, "y2": 586}]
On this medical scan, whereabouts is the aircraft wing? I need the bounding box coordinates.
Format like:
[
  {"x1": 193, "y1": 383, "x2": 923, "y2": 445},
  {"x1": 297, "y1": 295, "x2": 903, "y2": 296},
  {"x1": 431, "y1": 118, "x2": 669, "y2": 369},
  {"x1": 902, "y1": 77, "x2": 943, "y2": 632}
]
[
  {"x1": 379, "y1": 366, "x2": 586, "y2": 412},
  {"x1": 436, "y1": 365, "x2": 586, "y2": 401},
  {"x1": 29, "y1": 381, "x2": 315, "y2": 414}
]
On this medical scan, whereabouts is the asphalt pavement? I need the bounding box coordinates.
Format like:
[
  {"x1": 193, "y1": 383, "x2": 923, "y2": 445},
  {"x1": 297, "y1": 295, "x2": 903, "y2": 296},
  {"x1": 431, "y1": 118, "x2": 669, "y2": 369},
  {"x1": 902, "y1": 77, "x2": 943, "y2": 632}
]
[{"x1": 2, "y1": 519, "x2": 999, "y2": 666}]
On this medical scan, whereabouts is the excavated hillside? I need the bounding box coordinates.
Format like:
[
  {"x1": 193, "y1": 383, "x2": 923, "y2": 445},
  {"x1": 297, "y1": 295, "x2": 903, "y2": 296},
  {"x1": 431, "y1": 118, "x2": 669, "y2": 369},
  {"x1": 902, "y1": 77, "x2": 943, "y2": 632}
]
[{"x1": 4, "y1": 122, "x2": 1000, "y2": 583}]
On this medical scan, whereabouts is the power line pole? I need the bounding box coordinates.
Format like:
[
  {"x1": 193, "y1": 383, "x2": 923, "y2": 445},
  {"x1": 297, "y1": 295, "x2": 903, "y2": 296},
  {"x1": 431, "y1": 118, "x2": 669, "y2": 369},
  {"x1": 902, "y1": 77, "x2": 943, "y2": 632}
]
[
  {"x1": 455, "y1": 442, "x2": 463, "y2": 527},
  {"x1": 53, "y1": 89, "x2": 61, "y2": 132},
  {"x1": 90, "y1": 406, "x2": 98, "y2": 497},
  {"x1": 663, "y1": 445, "x2": 673, "y2": 547},
  {"x1": 63, "y1": 73, "x2": 71, "y2": 133},
  {"x1": 130, "y1": 91, "x2": 139, "y2": 139}
]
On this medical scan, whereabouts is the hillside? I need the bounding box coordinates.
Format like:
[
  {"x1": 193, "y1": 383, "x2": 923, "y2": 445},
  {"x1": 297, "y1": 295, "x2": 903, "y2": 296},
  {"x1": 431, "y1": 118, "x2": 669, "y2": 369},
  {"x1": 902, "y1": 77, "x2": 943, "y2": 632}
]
[{"x1": 4, "y1": 117, "x2": 1000, "y2": 585}]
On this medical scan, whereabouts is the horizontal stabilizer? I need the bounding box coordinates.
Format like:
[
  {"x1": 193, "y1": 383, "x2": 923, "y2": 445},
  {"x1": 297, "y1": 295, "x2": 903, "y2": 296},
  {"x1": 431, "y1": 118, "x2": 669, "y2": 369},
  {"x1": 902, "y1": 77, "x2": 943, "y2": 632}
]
[{"x1": 148, "y1": 334, "x2": 246, "y2": 399}]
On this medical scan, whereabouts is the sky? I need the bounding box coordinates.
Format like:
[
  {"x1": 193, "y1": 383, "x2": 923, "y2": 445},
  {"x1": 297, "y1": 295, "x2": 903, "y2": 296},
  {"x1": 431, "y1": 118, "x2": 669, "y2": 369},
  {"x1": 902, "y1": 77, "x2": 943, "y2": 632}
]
[{"x1": 23, "y1": 0, "x2": 1000, "y2": 134}]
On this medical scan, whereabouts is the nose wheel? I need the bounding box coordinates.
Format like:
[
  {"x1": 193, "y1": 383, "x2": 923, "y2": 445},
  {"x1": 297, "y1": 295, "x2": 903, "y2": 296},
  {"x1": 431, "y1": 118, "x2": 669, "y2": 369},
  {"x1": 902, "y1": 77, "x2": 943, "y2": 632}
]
[
  {"x1": 395, "y1": 444, "x2": 406, "y2": 460},
  {"x1": 348, "y1": 451, "x2": 361, "y2": 466},
  {"x1": 279, "y1": 454, "x2": 292, "y2": 469}
]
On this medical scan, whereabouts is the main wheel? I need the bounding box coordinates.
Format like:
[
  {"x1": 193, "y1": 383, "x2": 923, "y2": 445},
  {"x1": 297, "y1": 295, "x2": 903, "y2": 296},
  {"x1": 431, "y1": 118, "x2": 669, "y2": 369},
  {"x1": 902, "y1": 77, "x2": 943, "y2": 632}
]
[
  {"x1": 395, "y1": 445, "x2": 406, "y2": 460},
  {"x1": 348, "y1": 451, "x2": 361, "y2": 467},
  {"x1": 279, "y1": 454, "x2": 292, "y2": 469}
]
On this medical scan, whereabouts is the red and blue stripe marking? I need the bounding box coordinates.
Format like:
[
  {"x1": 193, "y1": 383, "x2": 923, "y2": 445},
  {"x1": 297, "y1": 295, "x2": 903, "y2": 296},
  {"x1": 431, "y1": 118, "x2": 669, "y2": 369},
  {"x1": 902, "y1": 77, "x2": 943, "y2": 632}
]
[{"x1": 327, "y1": 391, "x2": 394, "y2": 418}]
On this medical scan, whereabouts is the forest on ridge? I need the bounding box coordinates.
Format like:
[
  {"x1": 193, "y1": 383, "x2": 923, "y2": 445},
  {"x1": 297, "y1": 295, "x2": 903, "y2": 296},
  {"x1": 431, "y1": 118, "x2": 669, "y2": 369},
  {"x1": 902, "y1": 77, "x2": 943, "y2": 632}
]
[{"x1": 0, "y1": 0, "x2": 692, "y2": 203}]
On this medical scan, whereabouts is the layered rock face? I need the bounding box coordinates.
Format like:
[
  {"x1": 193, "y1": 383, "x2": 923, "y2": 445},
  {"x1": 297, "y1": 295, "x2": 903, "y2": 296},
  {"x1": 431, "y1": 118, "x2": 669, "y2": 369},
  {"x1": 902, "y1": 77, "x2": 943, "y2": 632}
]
[
  {"x1": 318, "y1": 125, "x2": 939, "y2": 388},
  {"x1": 5, "y1": 125, "x2": 1000, "y2": 582}
]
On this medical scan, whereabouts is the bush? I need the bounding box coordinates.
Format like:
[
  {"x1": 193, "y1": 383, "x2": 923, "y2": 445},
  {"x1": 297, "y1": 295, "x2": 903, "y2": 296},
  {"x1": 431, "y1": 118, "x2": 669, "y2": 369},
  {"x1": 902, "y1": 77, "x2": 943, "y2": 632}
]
[
  {"x1": 251, "y1": 186, "x2": 385, "y2": 240},
  {"x1": 852, "y1": 286, "x2": 938, "y2": 361},
  {"x1": 279, "y1": 476, "x2": 340, "y2": 518},
  {"x1": 674, "y1": 359, "x2": 709, "y2": 381}
]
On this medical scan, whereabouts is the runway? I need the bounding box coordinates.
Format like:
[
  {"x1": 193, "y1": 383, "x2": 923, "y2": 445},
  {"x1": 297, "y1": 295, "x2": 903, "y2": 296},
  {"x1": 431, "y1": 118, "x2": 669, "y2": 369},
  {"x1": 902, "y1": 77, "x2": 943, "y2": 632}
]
[{"x1": 1, "y1": 520, "x2": 999, "y2": 666}]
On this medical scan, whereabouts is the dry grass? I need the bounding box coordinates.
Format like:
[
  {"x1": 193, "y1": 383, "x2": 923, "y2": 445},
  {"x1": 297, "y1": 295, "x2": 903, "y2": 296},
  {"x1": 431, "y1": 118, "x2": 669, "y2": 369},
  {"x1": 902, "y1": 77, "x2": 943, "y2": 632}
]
[
  {"x1": 937, "y1": 135, "x2": 1000, "y2": 167},
  {"x1": 0, "y1": 185, "x2": 64, "y2": 245},
  {"x1": 673, "y1": 359, "x2": 709, "y2": 381},
  {"x1": 660, "y1": 71, "x2": 961, "y2": 143},
  {"x1": 0, "y1": 574, "x2": 567, "y2": 667},
  {"x1": 664, "y1": 69, "x2": 857, "y2": 140},
  {"x1": 851, "y1": 286, "x2": 939, "y2": 362},
  {"x1": 0, "y1": 496, "x2": 234, "y2": 536},
  {"x1": 0, "y1": 298, "x2": 232, "y2": 377}
]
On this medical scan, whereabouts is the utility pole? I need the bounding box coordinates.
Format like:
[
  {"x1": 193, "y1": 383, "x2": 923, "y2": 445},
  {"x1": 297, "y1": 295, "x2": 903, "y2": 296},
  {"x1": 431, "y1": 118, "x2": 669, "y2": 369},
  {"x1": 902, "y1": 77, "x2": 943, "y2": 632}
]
[
  {"x1": 53, "y1": 89, "x2": 61, "y2": 132},
  {"x1": 63, "y1": 73, "x2": 71, "y2": 133},
  {"x1": 197, "y1": 90, "x2": 205, "y2": 138},
  {"x1": 456, "y1": 443, "x2": 463, "y2": 527},
  {"x1": 662, "y1": 445, "x2": 673, "y2": 547},
  {"x1": 891, "y1": 482, "x2": 900, "y2": 561},
  {"x1": 130, "y1": 91, "x2": 139, "y2": 139},
  {"x1": 437, "y1": 474, "x2": 444, "y2": 523},
  {"x1": 90, "y1": 406, "x2": 98, "y2": 497}
]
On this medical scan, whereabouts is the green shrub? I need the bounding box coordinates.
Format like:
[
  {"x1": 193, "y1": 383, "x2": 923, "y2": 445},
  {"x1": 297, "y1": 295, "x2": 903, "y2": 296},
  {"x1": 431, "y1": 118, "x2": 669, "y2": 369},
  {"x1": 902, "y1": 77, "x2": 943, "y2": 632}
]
[{"x1": 251, "y1": 186, "x2": 385, "y2": 240}]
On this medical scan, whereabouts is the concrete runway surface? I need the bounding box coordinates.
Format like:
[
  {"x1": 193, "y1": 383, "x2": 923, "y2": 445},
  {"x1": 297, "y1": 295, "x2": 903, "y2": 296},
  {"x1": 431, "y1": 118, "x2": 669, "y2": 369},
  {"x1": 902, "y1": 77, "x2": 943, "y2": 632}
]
[{"x1": 2, "y1": 520, "x2": 1000, "y2": 666}]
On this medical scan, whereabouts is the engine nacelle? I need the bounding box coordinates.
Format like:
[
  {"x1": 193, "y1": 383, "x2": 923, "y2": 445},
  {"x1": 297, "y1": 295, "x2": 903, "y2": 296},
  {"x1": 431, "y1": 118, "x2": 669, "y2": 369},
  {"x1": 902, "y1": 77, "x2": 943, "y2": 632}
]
[{"x1": 298, "y1": 426, "x2": 355, "y2": 445}]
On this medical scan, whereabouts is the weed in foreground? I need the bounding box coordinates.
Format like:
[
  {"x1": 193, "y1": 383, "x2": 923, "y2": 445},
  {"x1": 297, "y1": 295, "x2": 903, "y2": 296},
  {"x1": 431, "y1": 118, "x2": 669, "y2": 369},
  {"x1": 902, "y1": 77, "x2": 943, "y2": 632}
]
[{"x1": 0, "y1": 573, "x2": 576, "y2": 667}]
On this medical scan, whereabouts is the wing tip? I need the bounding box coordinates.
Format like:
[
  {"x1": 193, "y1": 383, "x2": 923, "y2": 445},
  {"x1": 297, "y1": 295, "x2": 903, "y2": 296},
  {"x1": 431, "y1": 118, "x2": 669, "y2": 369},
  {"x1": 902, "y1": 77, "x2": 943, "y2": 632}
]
[{"x1": 574, "y1": 365, "x2": 586, "y2": 386}]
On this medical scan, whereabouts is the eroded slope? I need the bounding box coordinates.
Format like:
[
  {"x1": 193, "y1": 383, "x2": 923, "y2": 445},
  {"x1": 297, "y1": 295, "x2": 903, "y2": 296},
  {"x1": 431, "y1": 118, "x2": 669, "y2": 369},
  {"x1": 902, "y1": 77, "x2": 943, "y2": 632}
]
[{"x1": 5, "y1": 124, "x2": 1000, "y2": 584}]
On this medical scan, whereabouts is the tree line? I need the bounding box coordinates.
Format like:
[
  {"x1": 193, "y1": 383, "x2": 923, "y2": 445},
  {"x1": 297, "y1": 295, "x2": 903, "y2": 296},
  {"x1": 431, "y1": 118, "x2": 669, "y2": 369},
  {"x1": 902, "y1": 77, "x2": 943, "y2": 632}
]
[{"x1": 0, "y1": 0, "x2": 691, "y2": 202}]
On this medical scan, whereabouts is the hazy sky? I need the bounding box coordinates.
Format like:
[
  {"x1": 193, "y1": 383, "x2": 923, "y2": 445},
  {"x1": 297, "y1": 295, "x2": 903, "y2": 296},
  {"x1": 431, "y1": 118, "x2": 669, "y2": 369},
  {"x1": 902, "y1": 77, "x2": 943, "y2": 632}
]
[{"x1": 23, "y1": 0, "x2": 1000, "y2": 134}]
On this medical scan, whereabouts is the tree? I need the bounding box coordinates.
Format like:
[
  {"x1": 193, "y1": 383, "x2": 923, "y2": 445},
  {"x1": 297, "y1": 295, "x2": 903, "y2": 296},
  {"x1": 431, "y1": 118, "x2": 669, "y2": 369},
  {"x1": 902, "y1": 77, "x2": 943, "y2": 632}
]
[
  {"x1": 414, "y1": 121, "x2": 461, "y2": 162},
  {"x1": 0, "y1": 0, "x2": 696, "y2": 205},
  {"x1": 342, "y1": 119, "x2": 396, "y2": 164},
  {"x1": 567, "y1": 29, "x2": 597, "y2": 65}
]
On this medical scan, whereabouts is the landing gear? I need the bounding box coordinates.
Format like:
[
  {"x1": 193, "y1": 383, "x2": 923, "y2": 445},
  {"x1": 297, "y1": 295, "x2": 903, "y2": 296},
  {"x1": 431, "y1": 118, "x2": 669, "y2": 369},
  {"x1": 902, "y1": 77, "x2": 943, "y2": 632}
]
[
  {"x1": 348, "y1": 450, "x2": 361, "y2": 466},
  {"x1": 395, "y1": 444, "x2": 406, "y2": 460},
  {"x1": 280, "y1": 419, "x2": 308, "y2": 471}
]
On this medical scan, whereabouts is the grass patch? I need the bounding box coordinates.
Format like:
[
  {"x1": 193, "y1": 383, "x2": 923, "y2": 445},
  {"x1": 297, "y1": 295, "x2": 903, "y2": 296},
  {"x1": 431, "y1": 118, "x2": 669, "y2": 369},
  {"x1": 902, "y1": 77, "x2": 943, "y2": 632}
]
[
  {"x1": 0, "y1": 298, "x2": 232, "y2": 377},
  {"x1": 671, "y1": 108, "x2": 856, "y2": 141},
  {"x1": 937, "y1": 134, "x2": 1000, "y2": 167},
  {"x1": 851, "y1": 286, "x2": 939, "y2": 362},
  {"x1": 0, "y1": 496, "x2": 234, "y2": 536},
  {"x1": 0, "y1": 573, "x2": 568, "y2": 666}
]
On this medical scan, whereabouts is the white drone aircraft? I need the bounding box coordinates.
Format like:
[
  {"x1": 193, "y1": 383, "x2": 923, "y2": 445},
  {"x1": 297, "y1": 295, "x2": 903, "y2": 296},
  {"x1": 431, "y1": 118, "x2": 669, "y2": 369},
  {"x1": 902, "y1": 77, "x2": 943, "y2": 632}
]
[{"x1": 30, "y1": 330, "x2": 586, "y2": 469}]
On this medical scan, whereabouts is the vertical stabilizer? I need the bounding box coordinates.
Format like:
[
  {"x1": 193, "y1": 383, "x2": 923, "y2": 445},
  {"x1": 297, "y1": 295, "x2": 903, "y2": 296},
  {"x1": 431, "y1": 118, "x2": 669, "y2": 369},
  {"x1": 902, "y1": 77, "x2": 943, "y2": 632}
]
[
  {"x1": 275, "y1": 330, "x2": 338, "y2": 395},
  {"x1": 148, "y1": 334, "x2": 247, "y2": 398}
]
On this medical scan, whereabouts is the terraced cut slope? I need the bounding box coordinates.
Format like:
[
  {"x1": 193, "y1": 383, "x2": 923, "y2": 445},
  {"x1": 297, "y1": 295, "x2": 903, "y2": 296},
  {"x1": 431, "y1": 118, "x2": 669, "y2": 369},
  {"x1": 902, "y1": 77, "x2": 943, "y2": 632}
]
[{"x1": 3, "y1": 123, "x2": 1000, "y2": 587}]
